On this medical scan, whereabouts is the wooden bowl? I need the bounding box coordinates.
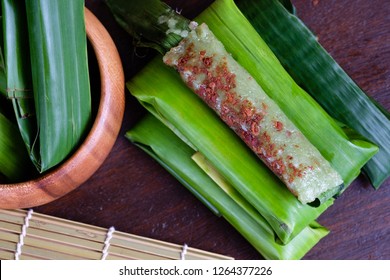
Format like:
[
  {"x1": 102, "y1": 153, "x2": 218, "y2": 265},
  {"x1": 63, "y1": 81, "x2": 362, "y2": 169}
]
[{"x1": 0, "y1": 8, "x2": 125, "y2": 209}]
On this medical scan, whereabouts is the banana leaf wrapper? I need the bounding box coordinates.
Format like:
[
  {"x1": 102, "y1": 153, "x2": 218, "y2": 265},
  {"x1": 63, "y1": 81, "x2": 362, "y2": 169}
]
[
  {"x1": 129, "y1": 57, "x2": 332, "y2": 244},
  {"x1": 1, "y1": 0, "x2": 39, "y2": 167},
  {"x1": 163, "y1": 22, "x2": 344, "y2": 205},
  {"x1": 235, "y1": 0, "x2": 390, "y2": 188},
  {"x1": 24, "y1": 0, "x2": 92, "y2": 172},
  {"x1": 196, "y1": 0, "x2": 377, "y2": 187},
  {"x1": 126, "y1": 113, "x2": 329, "y2": 260},
  {"x1": 0, "y1": 7, "x2": 35, "y2": 182},
  {"x1": 127, "y1": 0, "x2": 376, "y2": 243}
]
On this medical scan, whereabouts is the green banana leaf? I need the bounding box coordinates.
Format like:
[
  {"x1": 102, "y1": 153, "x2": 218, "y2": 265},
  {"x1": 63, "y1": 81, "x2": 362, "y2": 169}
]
[
  {"x1": 0, "y1": 111, "x2": 35, "y2": 182},
  {"x1": 127, "y1": 0, "x2": 377, "y2": 244},
  {"x1": 126, "y1": 113, "x2": 329, "y2": 260},
  {"x1": 106, "y1": 0, "x2": 191, "y2": 54},
  {"x1": 0, "y1": 8, "x2": 35, "y2": 182},
  {"x1": 1, "y1": 0, "x2": 39, "y2": 167},
  {"x1": 197, "y1": 0, "x2": 378, "y2": 188},
  {"x1": 0, "y1": 55, "x2": 5, "y2": 96},
  {"x1": 25, "y1": 0, "x2": 91, "y2": 172},
  {"x1": 129, "y1": 57, "x2": 333, "y2": 244},
  {"x1": 235, "y1": 0, "x2": 390, "y2": 188},
  {"x1": 0, "y1": 16, "x2": 6, "y2": 96}
]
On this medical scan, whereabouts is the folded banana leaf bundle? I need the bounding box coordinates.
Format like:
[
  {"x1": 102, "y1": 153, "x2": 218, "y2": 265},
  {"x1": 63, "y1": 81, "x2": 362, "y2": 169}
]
[
  {"x1": 0, "y1": 0, "x2": 91, "y2": 176},
  {"x1": 108, "y1": 0, "x2": 380, "y2": 258},
  {"x1": 1, "y1": 0, "x2": 38, "y2": 170},
  {"x1": 127, "y1": 113, "x2": 329, "y2": 260},
  {"x1": 235, "y1": 0, "x2": 390, "y2": 188}
]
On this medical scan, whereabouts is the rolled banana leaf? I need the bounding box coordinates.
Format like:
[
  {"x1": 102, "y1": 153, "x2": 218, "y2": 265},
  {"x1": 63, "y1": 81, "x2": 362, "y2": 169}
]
[
  {"x1": 197, "y1": 0, "x2": 378, "y2": 188},
  {"x1": 234, "y1": 0, "x2": 390, "y2": 188},
  {"x1": 106, "y1": 0, "x2": 191, "y2": 54},
  {"x1": 25, "y1": 0, "x2": 91, "y2": 172},
  {"x1": 1, "y1": 0, "x2": 39, "y2": 167},
  {"x1": 127, "y1": 0, "x2": 377, "y2": 243},
  {"x1": 0, "y1": 10, "x2": 35, "y2": 182},
  {"x1": 129, "y1": 58, "x2": 333, "y2": 244},
  {"x1": 163, "y1": 22, "x2": 344, "y2": 205},
  {"x1": 126, "y1": 113, "x2": 329, "y2": 260}
]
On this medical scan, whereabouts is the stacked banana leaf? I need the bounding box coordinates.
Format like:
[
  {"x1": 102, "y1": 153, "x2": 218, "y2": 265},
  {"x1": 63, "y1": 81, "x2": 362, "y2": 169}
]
[
  {"x1": 0, "y1": 0, "x2": 91, "y2": 182},
  {"x1": 108, "y1": 0, "x2": 387, "y2": 259},
  {"x1": 127, "y1": 114, "x2": 330, "y2": 260}
]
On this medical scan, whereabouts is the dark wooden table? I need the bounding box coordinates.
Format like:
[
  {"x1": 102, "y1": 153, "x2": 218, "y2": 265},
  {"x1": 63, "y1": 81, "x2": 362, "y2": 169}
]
[{"x1": 35, "y1": 0, "x2": 390, "y2": 260}]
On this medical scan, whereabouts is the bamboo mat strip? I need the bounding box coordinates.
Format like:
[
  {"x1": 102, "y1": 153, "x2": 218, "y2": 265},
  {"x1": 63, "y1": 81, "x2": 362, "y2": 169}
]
[{"x1": 0, "y1": 209, "x2": 233, "y2": 260}]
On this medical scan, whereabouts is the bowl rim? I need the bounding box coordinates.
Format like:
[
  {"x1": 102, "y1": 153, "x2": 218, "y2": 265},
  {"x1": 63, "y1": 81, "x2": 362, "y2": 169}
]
[{"x1": 0, "y1": 8, "x2": 125, "y2": 209}]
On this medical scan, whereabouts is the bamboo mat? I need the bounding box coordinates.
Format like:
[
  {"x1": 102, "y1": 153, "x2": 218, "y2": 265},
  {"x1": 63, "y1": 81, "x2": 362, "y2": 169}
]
[{"x1": 0, "y1": 209, "x2": 233, "y2": 260}]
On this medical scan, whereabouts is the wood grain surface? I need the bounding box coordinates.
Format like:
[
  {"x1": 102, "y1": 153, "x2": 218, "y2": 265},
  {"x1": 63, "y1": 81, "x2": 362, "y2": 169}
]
[{"x1": 35, "y1": 0, "x2": 390, "y2": 260}]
